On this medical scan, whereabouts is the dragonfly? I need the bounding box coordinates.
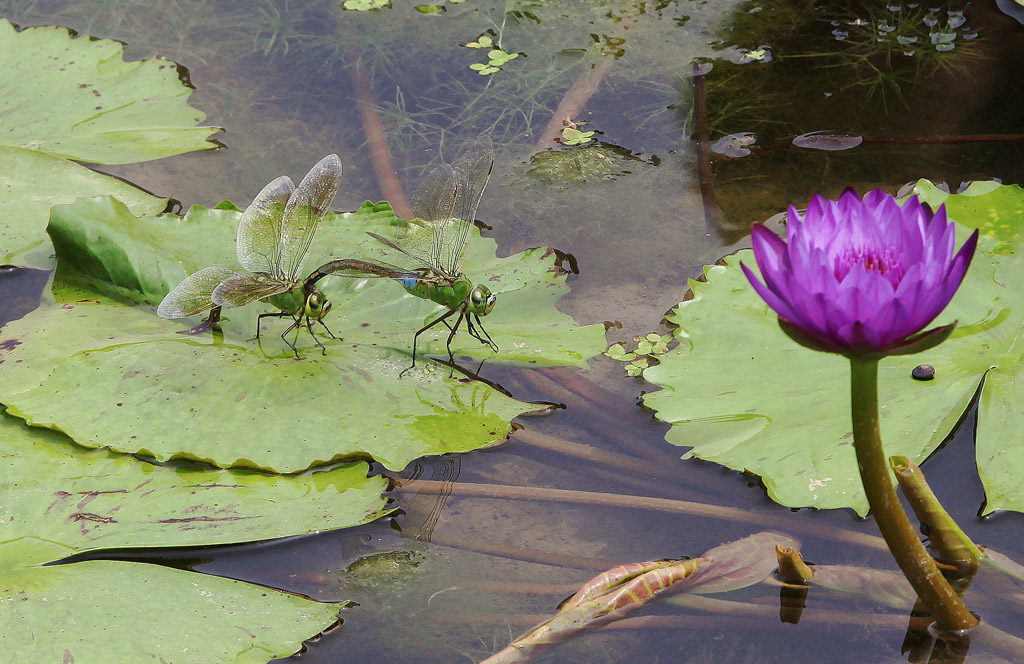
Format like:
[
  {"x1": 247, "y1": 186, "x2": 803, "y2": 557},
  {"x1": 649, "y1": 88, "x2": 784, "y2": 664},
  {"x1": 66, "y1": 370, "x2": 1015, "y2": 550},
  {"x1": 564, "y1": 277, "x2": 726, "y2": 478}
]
[
  {"x1": 308, "y1": 137, "x2": 496, "y2": 375},
  {"x1": 157, "y1": 153, "x2": 344, "y2": 357}
]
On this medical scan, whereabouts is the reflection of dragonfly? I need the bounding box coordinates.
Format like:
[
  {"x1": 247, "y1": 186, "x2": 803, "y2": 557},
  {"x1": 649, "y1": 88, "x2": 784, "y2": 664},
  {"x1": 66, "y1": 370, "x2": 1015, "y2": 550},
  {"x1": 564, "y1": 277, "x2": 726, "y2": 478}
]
[
  {"x1": 157, "y1": 154, "x2": 344, "y2": 356},
  {"x1": 309, "y1": 137, "x2": 496, "y2": 375}
]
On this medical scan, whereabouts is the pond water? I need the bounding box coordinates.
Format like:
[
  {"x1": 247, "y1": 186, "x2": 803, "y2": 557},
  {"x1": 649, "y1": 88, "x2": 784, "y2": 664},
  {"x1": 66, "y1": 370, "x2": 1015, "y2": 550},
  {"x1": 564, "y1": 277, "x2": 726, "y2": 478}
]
[{"x1": 4, "y1": 0, "x2": 1024, "y2": 662}]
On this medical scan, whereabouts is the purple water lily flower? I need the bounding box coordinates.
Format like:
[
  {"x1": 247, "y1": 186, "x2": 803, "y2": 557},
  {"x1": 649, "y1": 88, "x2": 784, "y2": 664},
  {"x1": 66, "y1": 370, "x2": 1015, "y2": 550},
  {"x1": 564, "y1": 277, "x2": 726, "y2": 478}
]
[{"x1": 742, "y1": 189, "x2": 979, "y2": 355}]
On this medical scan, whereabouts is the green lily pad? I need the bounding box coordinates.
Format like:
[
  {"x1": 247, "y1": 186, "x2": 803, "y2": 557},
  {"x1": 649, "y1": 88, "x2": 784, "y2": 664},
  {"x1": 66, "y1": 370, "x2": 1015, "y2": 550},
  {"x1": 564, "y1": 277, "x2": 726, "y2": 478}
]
[
  {"x1": 0, "y1": 19, "x2": 218, "y2": 164},
  {"x1": 0, "y1": 410, "x2": 388, "y2": 662},
  {"x1": 0, "y1": 197, "x2": 605, "y2": 473},
  {"x1": 0, "y1": 147, "x2": 168, "y2": 269},
  {"x1": 1, "y1": 414, "x2": 391, "y2": 556},
  {"x1": 643, "y1": 182, "x2": 1024, "y2": 516},
  {"x1": 1, "y1": 545, "x2": 342, "y2": 663}
]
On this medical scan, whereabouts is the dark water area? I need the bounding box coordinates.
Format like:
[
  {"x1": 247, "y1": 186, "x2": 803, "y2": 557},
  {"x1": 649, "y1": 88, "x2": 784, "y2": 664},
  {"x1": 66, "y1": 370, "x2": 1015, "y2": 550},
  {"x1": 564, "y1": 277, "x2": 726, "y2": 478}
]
[{"x1": 3, "y1": 0, "x2": 1024, "y2": 662}]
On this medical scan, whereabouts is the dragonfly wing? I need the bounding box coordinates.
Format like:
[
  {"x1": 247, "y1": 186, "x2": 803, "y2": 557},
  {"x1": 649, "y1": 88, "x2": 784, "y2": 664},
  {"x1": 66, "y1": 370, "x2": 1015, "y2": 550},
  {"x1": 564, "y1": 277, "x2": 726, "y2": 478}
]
[
  {"x1": 212, "y1": 274, "x2": 292, "y2": 308},
  {"x1": 158, "y1": 266, "x2": 243, "y2": 319},
  {"x1": 445, "y1": 136, "x2": 494, "y2": 275},
  {"x1": 409, "y1": 136, "x2": 494, "y2": 276},
  {"x1": 236, "y1": 175, "x2": 295, "y2": 276},
  {"x1": 279, "y1": 153, "x2": 343, "y2": 281},
  {"x1": 409, "y1": 162, "x2": 458, "y2": 274}
]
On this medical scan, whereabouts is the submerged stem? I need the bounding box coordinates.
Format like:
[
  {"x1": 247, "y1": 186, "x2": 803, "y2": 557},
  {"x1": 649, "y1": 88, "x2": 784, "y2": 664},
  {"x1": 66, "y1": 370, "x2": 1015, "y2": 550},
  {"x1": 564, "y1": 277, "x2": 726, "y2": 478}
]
[{"x1": 848, "y1": 356, "x2": 977, "y2": 631}]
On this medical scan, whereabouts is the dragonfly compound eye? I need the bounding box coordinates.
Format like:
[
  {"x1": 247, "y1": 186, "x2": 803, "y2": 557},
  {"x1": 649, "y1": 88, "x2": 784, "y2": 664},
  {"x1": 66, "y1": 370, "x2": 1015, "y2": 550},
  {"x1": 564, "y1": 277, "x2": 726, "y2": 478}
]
[{"x1": 307, "y1": 292, "x2": 329, "y2": 318}]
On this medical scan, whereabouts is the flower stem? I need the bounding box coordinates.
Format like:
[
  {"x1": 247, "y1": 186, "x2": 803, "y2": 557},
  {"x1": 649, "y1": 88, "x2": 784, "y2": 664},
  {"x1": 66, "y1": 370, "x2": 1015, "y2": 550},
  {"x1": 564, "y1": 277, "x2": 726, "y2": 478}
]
[{"x1": 848, "y1": 356, "x2": 977, "y2": 631}]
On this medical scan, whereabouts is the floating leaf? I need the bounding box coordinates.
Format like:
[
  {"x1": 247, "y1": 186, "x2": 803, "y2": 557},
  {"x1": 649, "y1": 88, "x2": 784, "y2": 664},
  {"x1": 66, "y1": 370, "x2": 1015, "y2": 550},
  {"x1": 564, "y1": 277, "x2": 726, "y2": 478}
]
[
  {"x1": 643, "y1": 182, "x2": 1024, "y2": 515},
  {"x1": 466, "y1": 35, "x2": 494, "y2": 49},
  {"x1": 0, "y1": 197, "x2": 606, "y2": 473},
  {"x1": 1, "y1": 413, "x2": 390, "y2": 556},
  {"x1": 0, "y1": 19, "x2": 218, "y2": 164},
  {"x1": 2, "y1": 547, "x2": 342, "y2": 663},
  {"x1": 560, "y1": 127, "x2": 595, "y2": 146},
  {"x1": 0, "y1": 412, "x2": 388, "y2": 662},
  {"x1": 710, "y1": 132, "x2": 757, "y2": 157},
  {"x1": 792, "y1": 130, "x2": 864, "y2": 151},
  {"x1": 0, "y1": 147, "x2": 167, "y2": 269},
  {"x1": 343, "y1": 0, "x2": 392, "y2": 10},
  {"x1": 625, "y1": 357, "x2": 648, "y2": 376},
  {"x1": 470, "y1": 62, "x2": 500, "y2": 75},
  {"x1": 604, "y1": 343, "x2": 636, "y2": 362}
]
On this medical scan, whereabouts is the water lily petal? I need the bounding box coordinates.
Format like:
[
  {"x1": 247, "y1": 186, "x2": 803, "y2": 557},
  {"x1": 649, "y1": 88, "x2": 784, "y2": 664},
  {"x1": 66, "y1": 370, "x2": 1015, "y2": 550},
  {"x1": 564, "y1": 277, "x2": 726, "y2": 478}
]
[{"x1": 745, "y1": 190, "x2": 976, "y2": 355}]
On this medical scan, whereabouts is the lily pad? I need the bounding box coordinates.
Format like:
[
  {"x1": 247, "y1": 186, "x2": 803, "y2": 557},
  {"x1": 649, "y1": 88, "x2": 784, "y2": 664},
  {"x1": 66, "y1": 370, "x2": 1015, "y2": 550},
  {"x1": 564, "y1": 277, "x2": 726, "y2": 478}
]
[
  {"x1": 0, "y1": 146, "x2": 168, "y2": 269},
  {"x1": 0, "y1": 413, "x2": 391, "y2": 556},
  {"x1": 0, "y1": 19, "x2": 219, "y2": 164},
  {"x1": 0, "y1": 411, "x2": 388, "y2": 663},
  {"x1": 0, "y1": 197, "x2": 606, "y2": 473},
  {"x1": 643, "y1": 182, "x2": 1024, "y2": 516},
  {"x1": 2, "y1": 545, "x2": 342, "y2": 663}
]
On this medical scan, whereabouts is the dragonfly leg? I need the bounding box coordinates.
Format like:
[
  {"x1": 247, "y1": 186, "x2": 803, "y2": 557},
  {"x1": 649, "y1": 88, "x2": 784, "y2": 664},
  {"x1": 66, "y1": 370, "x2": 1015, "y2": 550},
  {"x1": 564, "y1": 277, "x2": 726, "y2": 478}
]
[
  {"x1": 443, "y1": 311, "x2": 468, "y2": 366},
  {"x1": 306, "y1": 316, "x2": 328, "y2": 355},
  {"x1": 466, "y1": 314, "x2": 498, "y2": 353},
  {"x1": 400, "y1": 307, "x2": 459, "y2": 378},
  {"x1": 256, "y1": 311, "x2": 303, "y2": 357},
  {"x1": 317, "y1": 319, "x2": 340, "y2": 340},
  {"x1": 281, "y1": 317, "x2": 304, "y2": 358}
]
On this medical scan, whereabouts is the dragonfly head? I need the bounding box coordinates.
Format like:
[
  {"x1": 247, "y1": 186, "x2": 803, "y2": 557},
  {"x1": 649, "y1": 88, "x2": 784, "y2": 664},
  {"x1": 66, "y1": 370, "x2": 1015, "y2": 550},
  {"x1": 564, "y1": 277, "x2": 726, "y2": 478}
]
[
  {"x1": 468, "y1": 284, "x2": 496, "y2": 316},
  {"x1": 304, "y1": 288, "x2": 331, "y2": 321}
]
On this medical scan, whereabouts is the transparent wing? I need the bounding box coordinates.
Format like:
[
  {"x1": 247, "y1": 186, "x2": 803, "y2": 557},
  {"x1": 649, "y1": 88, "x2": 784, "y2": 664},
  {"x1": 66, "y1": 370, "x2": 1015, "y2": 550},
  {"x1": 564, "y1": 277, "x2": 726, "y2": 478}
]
[
  {"x1": 279, "y1": 153, "x2": 343, "y2": 280},
  {"x1": 212, "y1": 274, "x2": 292, "y2": 309},
  {"x1": 236, "y1": 175, "x2": 295, "y2": 276},
  {"x1": 368, "y1": 136, "x2": 495, "y2": 279},
  {"x1": 157, "y1": 266, "x2": 242, "y2": 319},
  {"x1": 408, "y1": 162, "x2": 459, "y2": 276},
  {"x1": 440, "y1": 136, "x2": 494, "y2": 275}
]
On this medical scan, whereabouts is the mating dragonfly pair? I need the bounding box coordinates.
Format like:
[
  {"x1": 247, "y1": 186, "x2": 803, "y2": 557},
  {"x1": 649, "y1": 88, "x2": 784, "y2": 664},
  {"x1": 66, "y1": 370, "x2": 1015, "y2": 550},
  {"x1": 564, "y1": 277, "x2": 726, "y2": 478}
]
[{"x1": 157, "y1": 138, "x2": 497, "y2": 375}]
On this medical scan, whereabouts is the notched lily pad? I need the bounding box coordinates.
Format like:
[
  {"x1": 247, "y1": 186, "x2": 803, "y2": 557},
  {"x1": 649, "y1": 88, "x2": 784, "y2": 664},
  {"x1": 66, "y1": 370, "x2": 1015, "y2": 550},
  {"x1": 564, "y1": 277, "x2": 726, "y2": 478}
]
[
  {"x1": 643, "y1": 183, "x2": 1024, "y2": 516},
  {"x1": 0, "y1": 18, "x2": 219, "y2": 164},
  {"x1": 0, "y1": 196, "x2": 606, "y2": 473}
]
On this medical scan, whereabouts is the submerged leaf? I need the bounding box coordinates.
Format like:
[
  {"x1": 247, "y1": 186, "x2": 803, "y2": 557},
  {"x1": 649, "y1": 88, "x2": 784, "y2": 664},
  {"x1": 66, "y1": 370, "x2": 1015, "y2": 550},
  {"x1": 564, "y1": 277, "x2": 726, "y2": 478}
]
[{"x1": 483, "y1": 532, "x2": 795, "y2": 664}]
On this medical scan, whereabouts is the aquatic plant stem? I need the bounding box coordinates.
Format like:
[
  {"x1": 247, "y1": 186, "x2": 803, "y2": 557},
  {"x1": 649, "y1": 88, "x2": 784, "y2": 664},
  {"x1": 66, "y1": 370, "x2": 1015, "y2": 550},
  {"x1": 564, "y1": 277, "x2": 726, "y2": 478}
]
[
  {"x1": 396, "y1": 480, "x2": 888, "y2": 552},
  {"x1": 848, "y1": 355, "x2": 977, "y2": 631},
  {"x1": 535, "y1": 57, "x2": 614, "y2": 149},
  {"x1": 349, "y1": 51, "x2": 411, "y2": 219},
  {"x1": 692, "y1": 60, "x2": 722, "y2": 233}
]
